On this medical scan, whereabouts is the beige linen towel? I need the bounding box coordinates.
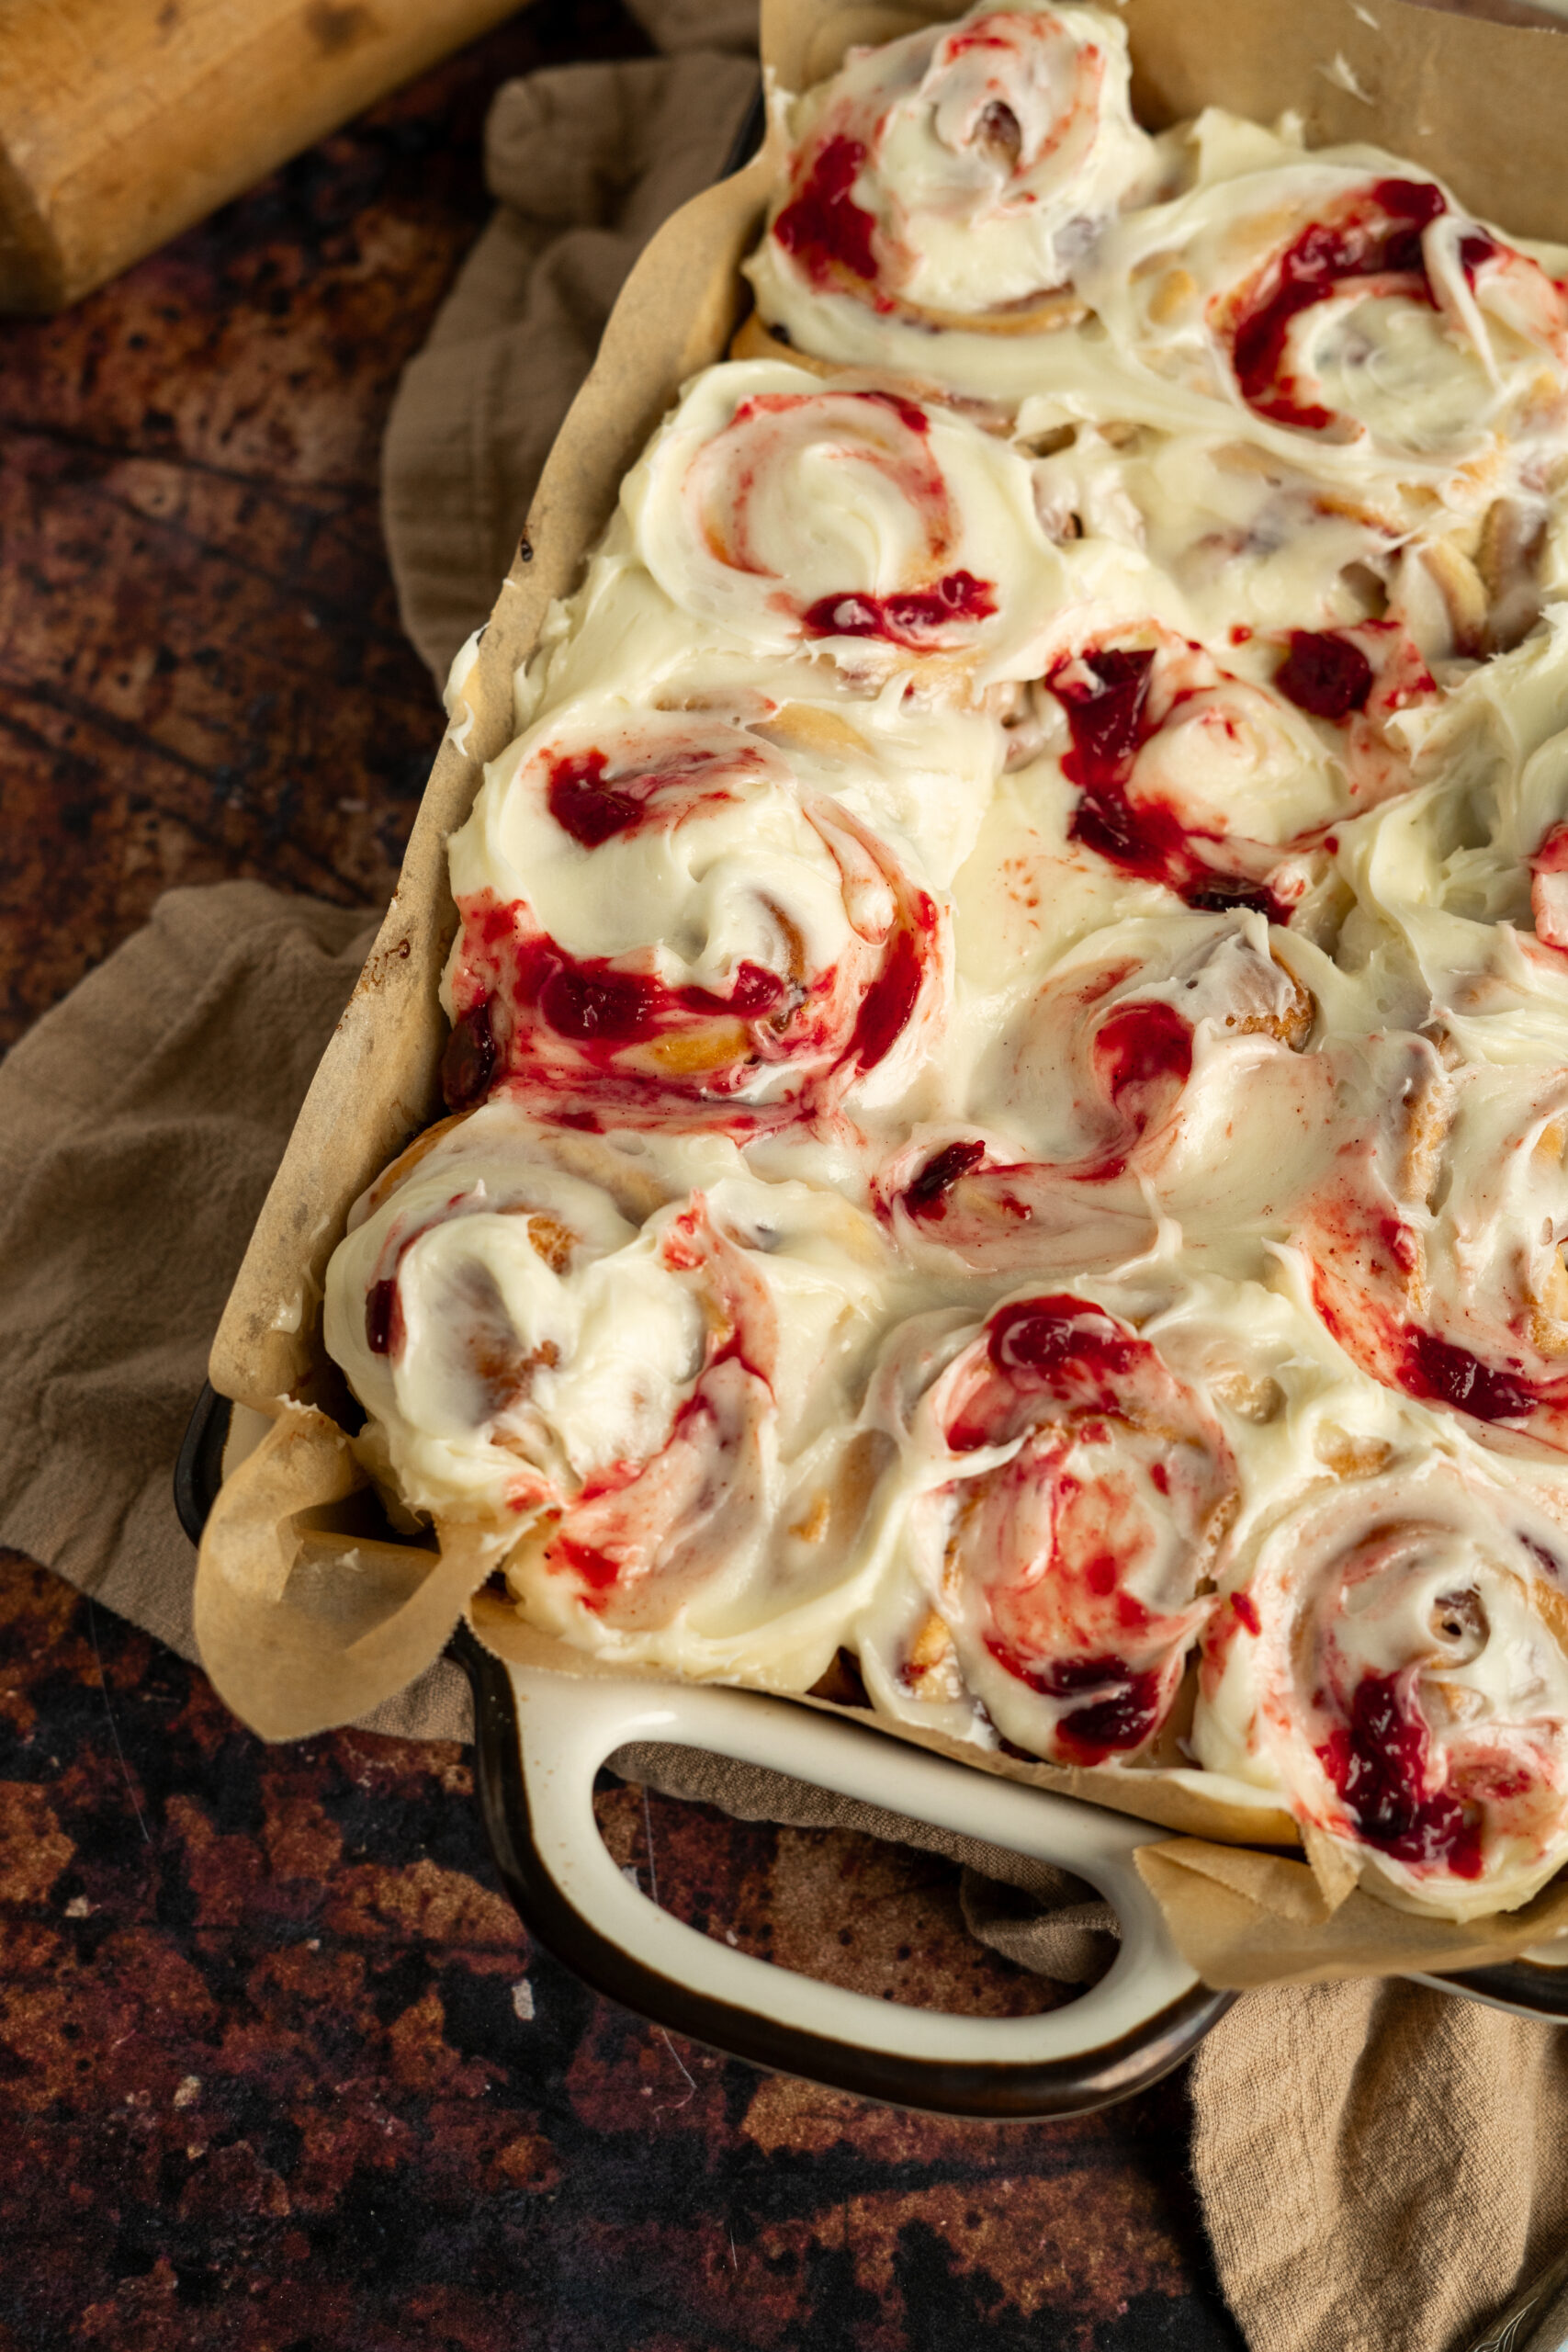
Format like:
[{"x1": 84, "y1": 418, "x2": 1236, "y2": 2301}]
[
  {"x1": 4, "y1": 23, "x2": 1566, "y2": 2352},
  {"x1": 383, "y1": 43, "x2": 760, "y2": 683}
]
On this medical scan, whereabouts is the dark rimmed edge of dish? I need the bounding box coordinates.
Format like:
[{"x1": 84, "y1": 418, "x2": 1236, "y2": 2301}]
[
  {"x1": 1419, "y1": 1959, "x2": 1568, "y2": 2016},
  {"x1": 721, "y1": 79, "x2": 766, "y2": 179},
  {"x1": 175, "y1": 1378, "x2": 230, "y2": 1546}
]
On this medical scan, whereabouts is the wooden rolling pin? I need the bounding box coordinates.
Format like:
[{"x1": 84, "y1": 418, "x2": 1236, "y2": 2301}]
[{"x1": 0, "y1": 0, "x2": 528, "y2": 312}]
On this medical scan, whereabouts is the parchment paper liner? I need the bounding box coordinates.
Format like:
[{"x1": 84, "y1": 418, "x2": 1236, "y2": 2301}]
[{"x1": 196, "y1": 0, "x2": 1568, "y2": 1987}]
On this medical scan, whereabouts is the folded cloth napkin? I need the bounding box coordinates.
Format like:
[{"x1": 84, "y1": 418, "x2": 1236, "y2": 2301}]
[
  {"x1": 383, "y1": 38, "x2": 761, "y2": 683},
  {"x1": 5, "y1": 15, "x2": 1566, "y2": 2352}
]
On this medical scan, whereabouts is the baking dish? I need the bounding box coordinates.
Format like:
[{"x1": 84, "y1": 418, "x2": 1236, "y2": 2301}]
[
  {"x1": 188, "y1": 0, "x2": 1568, "y2": 2085},
  {"x1": 175, "y1": 1382, "x2": 1568, "y2": 2117}
]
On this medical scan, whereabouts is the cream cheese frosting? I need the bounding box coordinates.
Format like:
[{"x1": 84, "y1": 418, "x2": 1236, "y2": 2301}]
[
  {"x1": 752, "y1": 2, "x2": 1156, "y2": 313},
  {"x1": 1193, "y1": 1452, "x2": 1568, "y2": 1917},
  {"x1": 619, "y1": 359, "x2": 1171, "y2": 690},
  {"x1": 853, "y1": 1283, "x2": 1235, "y2": 1763},
  {"x1": 440, "y1": 701, "x2": 950, "y2": 1131},
  {"x1": 743, "y1": 1, "x2": 1161, "y2": 398},
  {"x1": 321, "y1": 5, "x2": 1568, "y2": 1923},
  {"x1": 325, "y1": 1104, "x2": 904, "y2": 1686}
]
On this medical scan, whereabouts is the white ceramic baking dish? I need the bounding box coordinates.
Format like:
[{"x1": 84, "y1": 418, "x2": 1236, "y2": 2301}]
[{"x1": 177, "y1": 1384, "x2": 1568, "y2": 2119}]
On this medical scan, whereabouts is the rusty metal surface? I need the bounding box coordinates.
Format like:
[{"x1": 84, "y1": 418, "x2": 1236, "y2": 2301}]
[{"x1": 0, "y1": 6, "x2": 1241, "y2": 2341}]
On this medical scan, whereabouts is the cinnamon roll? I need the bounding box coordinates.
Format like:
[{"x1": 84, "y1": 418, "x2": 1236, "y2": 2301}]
[
  {"x1": 1062, "y1": 141, "x2": 1568, "y2": 523},
  {"x1": 1032, "y1": 619, "x2": 1437, "y2": 918},
  {"x1": 885, "y1": 910, "x2": 1324, "y2": 1268},
  {"x1": 441, "y1": 706, "x2": 946, "y2": 1129},
  {"x1": 1195, "y1": 1453, "x2": 1568, "y2": 1918},
  {"x1": 1025, "y1": 421, "x2": 1411, "y2": 649},
  {"x1": 743, "y1": 0, "x2": 1157, "y2": 395},
  {"x1": 1300, "y1": 1052, "x2": 1568, "y2": 1454},
  {"x1": 619, "y1": 359, "x2": 1136, "y2": 689},
  {"x1": 856, "y1": 1287, "x2": 1236, "y2": 1761},
  {"x1": 323, "y1": 1105, "x2": 897, "y2": 1684}
]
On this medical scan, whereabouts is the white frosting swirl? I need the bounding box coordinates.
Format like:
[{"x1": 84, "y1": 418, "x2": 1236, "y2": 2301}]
[
  {"x1": 756, "y1": 1, "x2": 1155, "y2": 315},
  {"x1": 620, "y1": 360, "x2": 1144, "y2": 687},
  {"x1": 883, "y1": 910, "x2": 1327, "y2": 1272},
  {"x1": 323, "y1": 1106, "x2": 899, "y2": 1685},
  {"x1": 441, "y1": 703, "x2": 946, "y2": 1127},
  {"x1": 856, "y1": 1284, "x2": 1235, "y2": 1761},
  {"x1": 1194, "y1": 1453, "x2": 1568, "y2": 1917},
  {"x1": 1066, "y1": 141, "x2": 1568, "y2": 510}
]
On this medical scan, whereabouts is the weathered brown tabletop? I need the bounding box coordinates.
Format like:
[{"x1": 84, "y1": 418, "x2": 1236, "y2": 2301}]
[{"x1": 0, "y1": 6, "x2": 1243, "y2": 2341}]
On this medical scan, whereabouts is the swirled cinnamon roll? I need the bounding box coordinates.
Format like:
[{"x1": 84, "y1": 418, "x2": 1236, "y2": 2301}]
[
  {"x1": 742, "y1": 1, "x2": 1157, "y2": 392},
  {"x1": 619, "y1": 360, "x2": 1140, "y2": 690},
  {"x1": 1328, "y1": 616, "x2": 1568, "y2": 1061},
  {"x1": 1025, "y1": 421, "x2": 1413, "y2": 650},
  {"x1": 1300, "y1": 1050, "x2": 1568, "y2": 1454},
  {"x1": 441, "y1": 707, "x2": 946, "y2": 1130},
  {"x1": 885, "y1": 910, "x2": 1323, "y2": 1268},
  {"x1": 323, "y1": 1106, "x2": 897, "y2": 1684},
  {"x1": 1058, "y1": 138, "x2": 1568, "y2": 526},
  {"x1": 1031, "y1": 619, "x2": 1437, "y2": 918},
  {"x1": 855, "y1": 1287, "x2": 1236, "y2": 1760},
  {"x1": 1194, "y1": 1453, "x2": 1568, "y2": 1917}
]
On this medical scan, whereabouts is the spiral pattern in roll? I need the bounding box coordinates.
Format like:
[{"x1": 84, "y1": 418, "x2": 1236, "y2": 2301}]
[
  {"x1": 858, "y1": 1288, "x2": 1236, "y2": 1762},
  {"x1": 1195, "y1": 1454, "x2": 1568, "y2": 1917},
  {"x1": 1034, "y1": 621, "x2": 1437, "y2": 918},
  {"x1": 759, "y1": 0, "x2": 1154, "y2": 320},
  {"x1": 1077, "y1": 155, "x2": 1568, "y2": 493},
  {"x1": 1301, "y1": 1057, "x2": 1568, "y2": 1455},
  {"x1": 323, "y1": 1105, "x2": 894, "y2": 1682},
  {"x1": 621, "y1": 361, "x2": 1074, "y2": 685},
  {"x1": 442, "y1": 707, "x2": 945, "y2": 1127},
  {"x1": 886, "y1": 911, "x2": 1322, "y2": 1268}
]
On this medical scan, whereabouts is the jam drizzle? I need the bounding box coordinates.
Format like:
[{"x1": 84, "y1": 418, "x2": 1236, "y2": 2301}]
[
  {"x1": 446, "y1": 856, "x2": 937, "y2": 1125},
  {"x1": 987, "y1": 1293, "x2": 1144, "y2": 1385},
  {"x1": 1317, "y1": 1671, "x2": 1483, "y2": 1876},
  {"x1": 773, "y1": 134, "x2": 883, "y2": 291},
  {"x1": 1274, "y1": 630, "x2": 1373, "y2": 721},
  {"x1": 948, "y1": 1295, "x2": 1148, "y2": 1451},
  {"x1": 546, "y1": 749, "x2": 648, "y2": 847},
  {"x1": 1400, "y1": 1329, "x2": 1536, "y2": 1425},
  {"x1": 1092, "y1": 1000, "x2": 1193, "y2": 1114},
  {"x1": 1227, "y1": 177, "x2": 1497, "y2": 433},
  {"x1": 904, "y1": 1138, "x2": 987, "y2": 1216},
  {"x1": 365, "y1": 1277, "x2": 403, "y2": 1359},
  {"x1": 801, "y1": 568, "x2": 996, "y2": 649},
  {"x1": 984, "y1": 1636, "x2": 1165, "y2": 1763},
  {"x1": 514, "y1": 938, "x2": 788, "y2": 1049},
  {"x1": 1309, "y1": 1253, "x2": 1550, "y2": 1435},
  {"x1": 1051, "y1": 647, "x2": 1292, "y2": 922}
]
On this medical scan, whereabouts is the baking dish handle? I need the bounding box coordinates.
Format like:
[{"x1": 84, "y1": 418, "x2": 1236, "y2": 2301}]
[
  {"x1": 455, "y1": 1621, "x2": 1234, "y2": 2118},
  {"x1": 178, "y1": 1387, "x2": 1568, "y2": 2069}
]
